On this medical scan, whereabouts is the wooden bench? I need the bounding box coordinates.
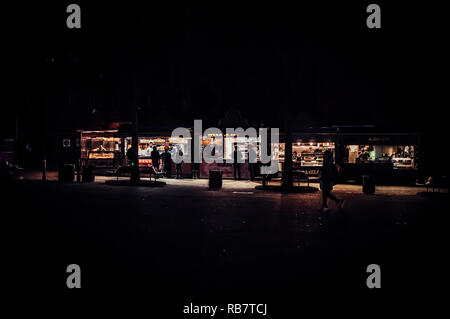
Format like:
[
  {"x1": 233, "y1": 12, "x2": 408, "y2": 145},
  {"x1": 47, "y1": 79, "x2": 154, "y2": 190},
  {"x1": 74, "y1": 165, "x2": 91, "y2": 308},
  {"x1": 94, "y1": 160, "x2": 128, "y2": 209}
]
[
  {"x1": 293, "y1": 171, "x2": 310, "y2": 187},
  {"x1": 262, "y1": 172, "x2": 282, "y2": 187},
  {"x1": 262, "y1": 171, "x2": 310, "y2": 187},
  {"x1": 116, "y1": 166, "x2": 164, "y2": 182},
  {"x1": 426, "y1": 176, "x2": 447, "y2": 193}
]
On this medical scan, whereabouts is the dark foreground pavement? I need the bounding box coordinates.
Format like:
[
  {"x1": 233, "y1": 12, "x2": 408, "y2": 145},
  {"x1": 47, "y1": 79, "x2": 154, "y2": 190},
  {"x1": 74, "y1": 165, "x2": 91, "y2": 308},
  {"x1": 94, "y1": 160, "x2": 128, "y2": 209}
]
[{"x1": 2, "y1": 179, "x2": 449, "y2": 312}]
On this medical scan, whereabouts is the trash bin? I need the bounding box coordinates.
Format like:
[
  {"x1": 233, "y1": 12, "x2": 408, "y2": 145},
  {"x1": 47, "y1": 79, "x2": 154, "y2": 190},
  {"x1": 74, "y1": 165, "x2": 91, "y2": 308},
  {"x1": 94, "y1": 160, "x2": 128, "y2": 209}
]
[
  {"x1": 58, "y1": 164, "x2": 75, "y2": 182},
  {"x1": 362, "y1": 175, "x2": 375, "y2": 194},
  {"x1": 209, "y1": 170, "x2": 222, "y2": 189},
  {"x1": 82, "y1": 165, "x2": 95, "y2": 183}
]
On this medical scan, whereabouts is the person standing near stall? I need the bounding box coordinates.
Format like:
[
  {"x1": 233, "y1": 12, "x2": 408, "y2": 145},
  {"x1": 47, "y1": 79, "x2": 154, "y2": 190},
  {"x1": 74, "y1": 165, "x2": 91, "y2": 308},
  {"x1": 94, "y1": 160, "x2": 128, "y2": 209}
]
[
  {"x1": 161, "y1": 147, "x2": 172, "y2": 177},
  {"x1": 151, "y1": 146, "x2": 160, "y2": 172},
  {"x1": 176, "y1": 147, "x2": 183, "y2": 179},
  {"x1": 248, "y1": 146, "x2": 257, "y2": 181},
  {"x1": 127, "y1": 145, "x2": 137, "y2": 167},
  {"x1": 233, "y1": 145, "x2": 242, "y2": 180}
]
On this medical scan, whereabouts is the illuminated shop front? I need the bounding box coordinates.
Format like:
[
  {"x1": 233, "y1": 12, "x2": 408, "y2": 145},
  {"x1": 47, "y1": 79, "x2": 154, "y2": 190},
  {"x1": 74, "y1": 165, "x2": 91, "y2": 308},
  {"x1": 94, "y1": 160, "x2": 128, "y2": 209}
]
[
  {"x1": 125, "y1": 135, "x2": 191, "y2": 173},
  {"x1": 80, "y1": 130, "x2": 122, "y2": 169},
  {"x1": 199, "y1": 133, "x2": 258, "y2": 178},
  {"x1": 269, "y1": 130, "x2": 420, "y2": 184},
  {"x1": 338, "y1": 133, "x2": 420, "y2": 183},
  {"x1": 276, "y1": 133, "x2": 337, "y2": 179},
  {"x1": 79, "y1": 129, "x2": 191, "y2": 175},
  {"x1": 78, "y1": 126, "x2": 421, "y2": 183},
  {"x1": 343, "y1": 144, "x2": 416, "y2": 169}
]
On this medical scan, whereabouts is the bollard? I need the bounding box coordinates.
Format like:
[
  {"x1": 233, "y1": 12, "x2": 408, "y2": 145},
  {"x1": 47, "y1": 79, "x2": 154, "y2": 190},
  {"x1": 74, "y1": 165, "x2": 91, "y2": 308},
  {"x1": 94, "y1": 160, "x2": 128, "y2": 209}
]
[
  {"x1": 209, "y1": 170, "x2": 222, "y2": 189},
  {"x1": 42, "y1": 159, "x2": 47, "y2": 181},
  {"x1": 362, "y1": 175, "x2": 375, "y2": 194}
]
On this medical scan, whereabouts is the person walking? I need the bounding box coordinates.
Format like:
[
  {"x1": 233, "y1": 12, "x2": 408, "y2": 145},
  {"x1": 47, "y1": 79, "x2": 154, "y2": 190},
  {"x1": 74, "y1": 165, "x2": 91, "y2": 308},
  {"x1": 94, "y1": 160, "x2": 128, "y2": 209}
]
[{"x1": 319, "y1": 150, "x2": 344, "y2": 212}]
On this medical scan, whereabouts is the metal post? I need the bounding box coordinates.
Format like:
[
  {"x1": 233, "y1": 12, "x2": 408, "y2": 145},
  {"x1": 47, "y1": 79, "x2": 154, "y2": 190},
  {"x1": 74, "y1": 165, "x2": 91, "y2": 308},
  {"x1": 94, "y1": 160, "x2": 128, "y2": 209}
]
[
  {"x1": 77, "y1": 159, "x2": 81, "y2": 183},
  {"x1": 42, "y1": 159, "x2": 47, "y2": 181},
  {"x1": 130, "y1": 76, "x2": 140, "y2": 185}
]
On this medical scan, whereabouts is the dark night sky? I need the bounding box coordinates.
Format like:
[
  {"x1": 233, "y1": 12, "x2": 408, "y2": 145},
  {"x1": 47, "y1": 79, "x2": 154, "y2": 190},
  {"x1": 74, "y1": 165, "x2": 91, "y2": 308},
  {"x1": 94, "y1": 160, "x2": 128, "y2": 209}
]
[{"x1": 2, "y1": 1, "x2": 447, "y2": 145}]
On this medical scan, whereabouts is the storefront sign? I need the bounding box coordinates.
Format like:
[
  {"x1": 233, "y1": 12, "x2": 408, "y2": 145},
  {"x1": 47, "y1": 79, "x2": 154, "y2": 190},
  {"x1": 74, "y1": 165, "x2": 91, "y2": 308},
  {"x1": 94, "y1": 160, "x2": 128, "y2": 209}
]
[{"x1": 368, "y1": 136, "x2": 391, "y2": 142}]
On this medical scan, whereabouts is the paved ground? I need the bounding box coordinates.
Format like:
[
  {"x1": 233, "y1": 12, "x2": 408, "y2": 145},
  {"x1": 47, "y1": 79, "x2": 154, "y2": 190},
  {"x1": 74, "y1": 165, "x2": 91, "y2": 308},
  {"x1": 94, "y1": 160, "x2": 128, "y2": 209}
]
[
  {"x1": 23, "y1": 169, "x2": 436, "y2": 195},
  {"x1": 3, "y1": 174, "x2": 449, "y2": 310}
]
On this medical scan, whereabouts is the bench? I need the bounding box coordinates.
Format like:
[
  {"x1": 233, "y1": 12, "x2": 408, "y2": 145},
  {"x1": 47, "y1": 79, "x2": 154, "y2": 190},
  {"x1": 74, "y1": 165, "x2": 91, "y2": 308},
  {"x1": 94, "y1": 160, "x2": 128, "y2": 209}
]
[
  {"x1": 293, "y1": 171, "x2": 310, "y2": 187},
  {"x1": 262, "y1": 172, "x2": 282, "y2": 187},
  {"x1": 426, "y1": 176, "x2": 448, "y2": 193},
  {"x1": 116, "y1": 166, "x2": 164, "y2": 182},
  {"x1": 262, "y1": 171, "x2": 310, "y2": 187}
]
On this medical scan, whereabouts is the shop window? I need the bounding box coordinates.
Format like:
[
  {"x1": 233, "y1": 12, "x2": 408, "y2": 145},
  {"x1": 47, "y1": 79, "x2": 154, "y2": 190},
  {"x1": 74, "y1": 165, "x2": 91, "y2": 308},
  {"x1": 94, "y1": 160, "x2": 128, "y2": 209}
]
[
  {"x1": 199, "y1": 134, "x2": 259, "y2": 162},
  {"x1": 125, "y1": 137, "x2": 191, "y2": 167},
  {"x1": 278, "y1": 142, "x2": 335, "y2": 167},
  {"x1": 344, "y1": 145, "x2": 416, "y2": 169},
  {"x1": 81, "y1": 136, "x2": 120, "y2": 159},
  {"x1": 224, "y1": 136, "x2": 258, "y2": 161}
]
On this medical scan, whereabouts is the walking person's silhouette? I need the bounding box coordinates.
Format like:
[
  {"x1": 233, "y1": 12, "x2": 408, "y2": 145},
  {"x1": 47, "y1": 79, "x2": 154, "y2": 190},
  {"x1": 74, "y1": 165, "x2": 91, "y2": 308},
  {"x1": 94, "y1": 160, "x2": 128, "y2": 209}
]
[{"x1": 319, "y1": 150, "x2": 344, "y2": 212}]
